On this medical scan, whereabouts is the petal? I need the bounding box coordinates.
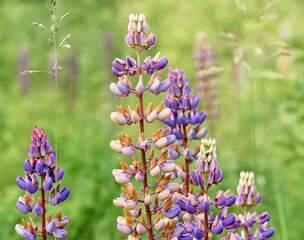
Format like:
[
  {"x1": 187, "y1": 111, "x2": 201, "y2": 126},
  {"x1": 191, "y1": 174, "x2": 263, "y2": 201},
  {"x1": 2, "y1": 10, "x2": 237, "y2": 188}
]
[
  {"x1": 16, "y1": 199, "x2": 32, "y2": 214},
  {"x1": 16, "y1": 176, "x2": 27, "y2": 190}
]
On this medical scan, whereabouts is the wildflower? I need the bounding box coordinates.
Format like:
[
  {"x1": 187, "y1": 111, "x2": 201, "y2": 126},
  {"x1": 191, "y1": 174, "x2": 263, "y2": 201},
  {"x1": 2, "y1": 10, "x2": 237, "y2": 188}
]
[{"x1": 15, "y1": 127, "x2": 70, "y2": 239}]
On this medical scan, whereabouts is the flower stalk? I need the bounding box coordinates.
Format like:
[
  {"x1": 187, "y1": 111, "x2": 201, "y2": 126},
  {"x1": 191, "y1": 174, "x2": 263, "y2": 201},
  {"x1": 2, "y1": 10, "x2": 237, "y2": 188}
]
[
  {"x1": 111, "y1": 13, "x2": 181, "y2": 240},
  {"x1": 15, "y1": 127, "x2": 70, "y2": 240}
]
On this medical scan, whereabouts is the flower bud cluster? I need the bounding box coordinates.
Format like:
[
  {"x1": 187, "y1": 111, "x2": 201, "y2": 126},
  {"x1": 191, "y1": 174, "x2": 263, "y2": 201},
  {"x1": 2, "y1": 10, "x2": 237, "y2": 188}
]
[
  {"x1": 164, "y1": 67, "x2": 207, "y2": 142},
  {"x1": 112, "y1": 54, "x2": 168, "y2": 79},
  {"x1": 125, "y1": 13, "x2": 156, "y2": 52},
  {"x1": 110, "y1": 102, "x2": 171, "y2": 127},
  {"x1": 15, "y1": 127, "x2": 70, "y2": 240},
  {"x1": 169, "y1": 138, "x2": 238, "y2": 240},
  {"x1": 236, "y1": 171, "x2": 261, "y2": 209},
  {"x1": 191, "y1": 138, "x2": 223, "y2": 191},
  {"x1": 194, "y1": 32, "x2": 219, "y2": 118},
  {"x1": 233, "y1": 171, "x2": 274, "y2": 239}
]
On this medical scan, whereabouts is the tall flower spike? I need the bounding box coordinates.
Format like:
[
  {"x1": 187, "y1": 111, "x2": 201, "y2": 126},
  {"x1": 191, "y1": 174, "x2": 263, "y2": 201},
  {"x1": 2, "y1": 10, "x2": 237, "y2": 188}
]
[
  {"x1": 194, "y1": 32, "x2": 220, "y2": 119},
  {"x1": 15, "y1": 127, "x2": 70, "y2": 240},
  {"x1": 164, "y1": 66, "x2": 207, "y2": 196},
  {"x1": 110, "y1": 13, "x2": 177, "y2": 240}
]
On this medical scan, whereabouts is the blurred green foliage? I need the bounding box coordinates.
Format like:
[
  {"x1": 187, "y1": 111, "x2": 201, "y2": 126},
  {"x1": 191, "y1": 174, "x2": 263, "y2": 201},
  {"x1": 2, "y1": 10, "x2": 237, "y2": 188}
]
[{"x1": 0, "y1": 0, "x2": 303, "y2": 239}]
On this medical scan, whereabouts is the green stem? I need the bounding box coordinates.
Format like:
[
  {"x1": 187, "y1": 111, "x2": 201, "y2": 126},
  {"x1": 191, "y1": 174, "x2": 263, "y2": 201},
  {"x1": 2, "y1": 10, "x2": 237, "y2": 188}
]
[
  {"x1": 249, "y1": 72, "x2": 256, "y2": 173},
  {"x1": 243, "y1": 209, "x2": 250, "y2": 240},
  {"x1": 53, "y1": 26, "x2": 58, "y2": 158},
  {"x1": 51, "y1": 6, "x2": 58, "y2": 240}
]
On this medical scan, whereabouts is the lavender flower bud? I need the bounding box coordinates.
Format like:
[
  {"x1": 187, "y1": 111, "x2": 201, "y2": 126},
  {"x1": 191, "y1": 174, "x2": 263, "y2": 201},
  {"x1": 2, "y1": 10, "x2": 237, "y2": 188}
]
[
  {"x1": 124, "y1": 200, "x2": 137, "y2": 210},
  {"x1": 33, "y1": 203, "x2": 43, "y2": 216},
  {"x1": 135, "y1": 172, "x2": 144, "y2": 182},
  {"x1": 146, "y1": 110, "x2": 157, "y2": 123},
  {"x1": 225, "y1": 195, "x2": 236, "y2": 207},
  {"x1": 115, "y1": 172, "x2": 131, "y2": 184},
  {"x1": 164, "y1": 205, "x2": 181, "y2": 219},
  {"x1": 110, "y1": 83, "x2": 126, "y2": 98},
  {"x1": 257, "y1": 212, "x2": 270, "y2": 225},
  {"x1": 261, "y1": 227, "x2": 275, "y2": 238},
  {"x1": 46, "y1": 219, "x2": 56, "y2": 234},
  {"x1": 34, "y1": 160, "x2": 46, "y2": 175},
  {"x1": 16, "y1": 226, "x2": 28, "y2": 240},
  {"x1": 23, "y1": 229, "x2": 37, "y2": 240},
  {"x1": 212, "y1": 220, "x2": 223, "y2": 235},
  {"x1": 26, "y1": 180, "x2": 38, "y2": 194},
  {"x1": 158, "y1": 189, "x2": 170, "y2": 201},
  {"x1": 43, "y1": 175, "x2": 53, "y2": 191},
  {"x1": 153, "y1": 57, "x2": 168, "y2": 71},
  {"x1": 16, "y1": 176, "x2": 27, "y2": 190},
  {"x1": 144, "y1": 194, "x2": 153, "y2": 205},
  {"x1": 23, "y1": 159, "x2": 34, "y2": 174},
  {"x1": 222, "y1": 214, "x2": 236, "y2": 227},
  {"x1": 122, "y1": 146, "x2": 135, "y2": 156},
  {"x1": 56, "y1": 167, "x2": 64, "y2": 182},
  {"x1": 117, "y1": 81, "x2": 130, "y2": 94},
  {"x1": 192, "y1": 223, "x2": 204, "y2": 239},
  {"x1": 164, "y1": 183, "x2": 180, "y2": 193},
  {"x1": 16, "y1": 197, "x2": 33, "y2": 214},
  {"x1": 200, "y1": 199, "x2": 209, "y2": 213},
  {"x1": 54, "y1": 229, "x2": 68, "y2": 238},
  {"x1": 110, "y1": 112, "x2": 128, "y2": 125},
  {"x1": 160, "y1": 161, "x2": 176, "y2": 173},
  {"x1": 196, "y1": 127, "x2": 208, "y2": 139},
  {"x1": 154, "y1": 219, "x2": 165, "y2": 231},
  {"x1": 158, "y1": 79, "x2": 171, "y2": 93},
  {"x1": 157, "y1": 108, "x2": 171, "y2": 121},
  {"x1": 135, "y1": 80, "x2": 145, "y2": 95},
  {"x1": 150, "y1": 165, "x2": 160, "y2": 178},
  {"x1": 117, "y1": 223, "x2": 134, "y2": 235},
  {"x1": 60, "y1": 187, "x2": 70, "y2": 203},
  {"x1": 110, "y1": 140, "x2": 123, "y2": 153},
  {"x1": 134, "y1": 223, "x2": 146, "y2": 235}
]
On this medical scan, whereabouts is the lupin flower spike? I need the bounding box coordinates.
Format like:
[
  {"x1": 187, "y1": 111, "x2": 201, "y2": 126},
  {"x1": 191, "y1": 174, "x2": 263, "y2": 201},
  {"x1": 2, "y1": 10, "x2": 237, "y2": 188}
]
[
  {"x1": 111, "y1": 13, "x2": 181, "y2": 240},
  {"x1": 15, "y1": 127, "x2": 70, "y2": 240},
  {"x1": 194, "y1": 32, "x2": 220, "y2": 119},
  {"x1": 234, "y1": 171, "x2": 274, "y2": 240},
  {"x1": 163, "y1": 66, "x2": 208, "y2": 196},
  {"x1": 172, "y1": 138, "x2": 237, "y2": 240}
]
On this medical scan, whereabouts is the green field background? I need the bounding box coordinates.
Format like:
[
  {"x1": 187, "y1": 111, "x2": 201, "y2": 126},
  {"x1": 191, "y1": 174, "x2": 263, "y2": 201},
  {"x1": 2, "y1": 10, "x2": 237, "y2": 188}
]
[{"x1": 0, "y1": 0, "x2": 303, "y2": 239}]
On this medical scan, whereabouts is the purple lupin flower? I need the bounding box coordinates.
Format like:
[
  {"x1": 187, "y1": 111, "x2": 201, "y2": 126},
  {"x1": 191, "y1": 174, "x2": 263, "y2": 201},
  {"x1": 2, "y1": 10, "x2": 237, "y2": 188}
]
[
  {"x1": 15, "y1": 127, "x2": 70, "y2": 240},
  {"x1": 110, "y1": 12, "x2": 179, "y2": 240},
  {"x1": 163, "y1": 67, "x2": 208, "y2": 196}
]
